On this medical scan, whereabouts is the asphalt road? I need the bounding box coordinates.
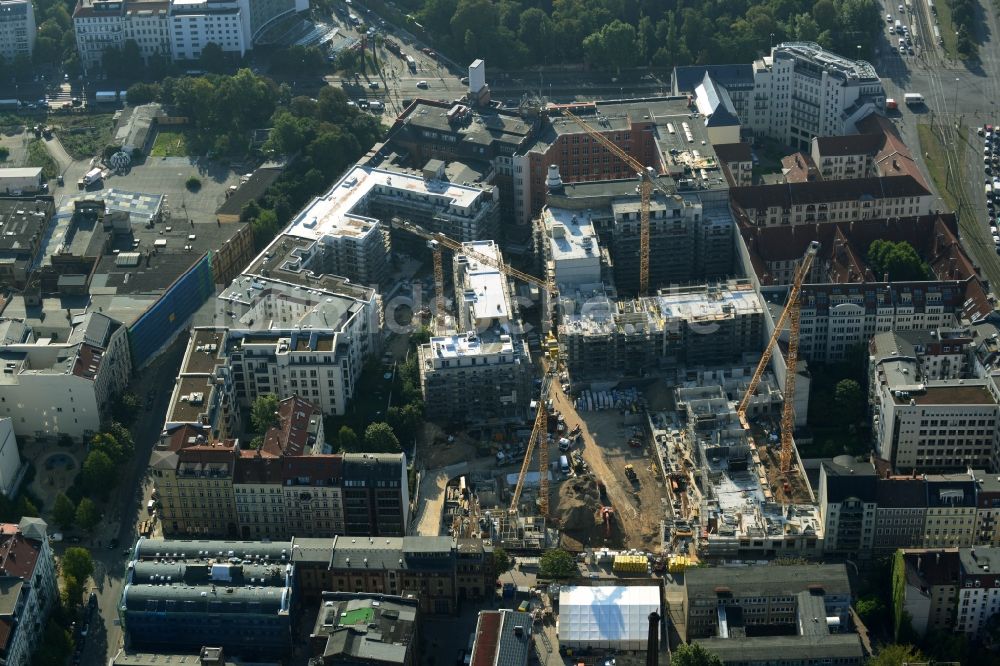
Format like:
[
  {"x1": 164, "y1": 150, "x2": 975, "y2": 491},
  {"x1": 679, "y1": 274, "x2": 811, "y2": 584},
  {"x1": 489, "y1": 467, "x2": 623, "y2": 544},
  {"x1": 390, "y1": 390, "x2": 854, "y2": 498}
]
[
  {"x1": 872, "y1": 0, "x2": 1000, "y2": 291},
  {"x1": 77, "y1": 338, "x2": 186, "y2": 666}
]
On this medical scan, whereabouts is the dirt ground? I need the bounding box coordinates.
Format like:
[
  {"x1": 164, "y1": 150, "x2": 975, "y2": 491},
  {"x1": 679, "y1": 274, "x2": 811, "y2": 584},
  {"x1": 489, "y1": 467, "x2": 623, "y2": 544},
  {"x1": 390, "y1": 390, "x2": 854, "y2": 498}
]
[{"x1": 550, "y1": 383, "x2": 665, "y2": 551}]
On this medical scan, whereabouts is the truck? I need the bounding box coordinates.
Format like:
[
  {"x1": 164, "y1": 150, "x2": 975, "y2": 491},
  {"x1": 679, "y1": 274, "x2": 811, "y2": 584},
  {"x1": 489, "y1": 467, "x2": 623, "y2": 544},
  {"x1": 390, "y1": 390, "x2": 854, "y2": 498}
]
[
  {"x1": 405, "y1": 55, "x2": 417, "y2": 72},
  {"x1": 904, "y1": 92, "x2": 925, "y2": 106},
  {"x1": 0, "y1": 99, "x2": 18, "y2": 110},
  {"x1": 95, "y1": 90, "x2": 118, "y2": 104},
  {"x1": 83, "y1": 168, "x2": 103, "y2": 186},
  {"x1": 894, "y1": 19, "x2": 902, "y2": 33}
]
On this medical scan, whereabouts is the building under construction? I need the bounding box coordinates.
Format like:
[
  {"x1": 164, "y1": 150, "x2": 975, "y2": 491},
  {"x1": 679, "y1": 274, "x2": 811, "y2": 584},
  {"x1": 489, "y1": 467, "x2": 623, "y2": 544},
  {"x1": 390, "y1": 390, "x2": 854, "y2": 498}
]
[
  {"x1": 671, "y1": 385, "x2": 823, "y2": 559},
  {"x1": 558, "y1": 280, "x2": 764, "y2": 380}
]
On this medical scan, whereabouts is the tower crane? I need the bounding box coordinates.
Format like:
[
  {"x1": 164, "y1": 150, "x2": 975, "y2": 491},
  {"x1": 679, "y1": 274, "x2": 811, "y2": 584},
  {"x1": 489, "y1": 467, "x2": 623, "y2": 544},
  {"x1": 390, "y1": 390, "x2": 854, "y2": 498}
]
[
  {"x1": 736, "y1": 241, "x2": 819, "y2": 468},
  {"x1": 427, "y1": 239, "x2": 447, "y2": 333},
  {"x1": 390, "y1": 217, "x2": 556, "y2": 517},
  {"x1": 559, "y1": 108, "x2": 674, "y2": 296}
]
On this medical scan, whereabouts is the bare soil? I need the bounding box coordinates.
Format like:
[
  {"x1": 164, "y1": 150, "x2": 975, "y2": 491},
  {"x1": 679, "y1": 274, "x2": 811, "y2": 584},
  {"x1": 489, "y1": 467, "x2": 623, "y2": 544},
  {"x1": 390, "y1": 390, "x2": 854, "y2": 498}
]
[{"x1": 550, "y1": 384, "x2": 666, "y2": 551}]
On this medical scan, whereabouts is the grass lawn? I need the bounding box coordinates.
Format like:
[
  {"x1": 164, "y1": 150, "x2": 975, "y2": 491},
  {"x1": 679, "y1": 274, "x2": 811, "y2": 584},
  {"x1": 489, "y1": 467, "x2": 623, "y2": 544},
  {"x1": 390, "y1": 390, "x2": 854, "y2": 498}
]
[
  {"x1": 934, "y1": 0, "x2": 962, "y2": 60},
  {"x1": 25, "y1": 139, "x2": 58, "y2": 179},
  {"x1": 55, "y1": 113, "x2": 115, "y2": 161},
  {"x1": 150, "y1": 129, "x2": 193, "y2": 157},
  {"x1": 917, "y1": 123, "x2": 962, "y2": 213}
]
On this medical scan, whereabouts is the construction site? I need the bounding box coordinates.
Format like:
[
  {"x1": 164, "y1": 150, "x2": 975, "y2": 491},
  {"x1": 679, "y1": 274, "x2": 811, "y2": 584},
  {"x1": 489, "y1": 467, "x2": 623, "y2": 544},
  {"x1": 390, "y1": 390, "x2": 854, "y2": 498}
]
[{"x1": 407, "y1": 107, "x2": 826, "y2": 562}]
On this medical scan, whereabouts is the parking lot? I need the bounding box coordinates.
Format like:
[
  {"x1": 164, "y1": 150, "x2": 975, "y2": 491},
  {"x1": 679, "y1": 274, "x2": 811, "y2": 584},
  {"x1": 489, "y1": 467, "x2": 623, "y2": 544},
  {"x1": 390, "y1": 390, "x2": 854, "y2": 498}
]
[{"x1": 980, "y1": 125, "x2": 1000, "y2": 252}]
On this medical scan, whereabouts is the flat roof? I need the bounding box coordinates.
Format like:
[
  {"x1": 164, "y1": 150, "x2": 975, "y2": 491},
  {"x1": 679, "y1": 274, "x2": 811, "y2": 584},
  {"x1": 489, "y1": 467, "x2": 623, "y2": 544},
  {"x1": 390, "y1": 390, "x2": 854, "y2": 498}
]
[
  {"x1": 0, "y1": 168, "x2": 43, "y2": 179},
  {"x1": 542, "y1": 207, "x2": 599, "y2": 263},
  {"x1": 181, "y1": 328, "x2": 226, "y2": 375},
  {"x1": 426, "y1": 332, "x2": 514, "y2": 359},
  {"x1": 285, "y1": 165, "x2": 485, "y2": 243},
  {"x1": 892, "y1": 381, "x2": 995, "y2": 406},
  {"x1": 559, "y1": 586, "x2": 660, "y2": 647},
  {"x1": 655, "y1": 281, "x2": 763, "y2": 322},
  {"x1": 457, "y1": 241, "x2": 509, "y2": 323},
  {"x1": 694, "y1": 634, "x2": 865, "y2": 662}
]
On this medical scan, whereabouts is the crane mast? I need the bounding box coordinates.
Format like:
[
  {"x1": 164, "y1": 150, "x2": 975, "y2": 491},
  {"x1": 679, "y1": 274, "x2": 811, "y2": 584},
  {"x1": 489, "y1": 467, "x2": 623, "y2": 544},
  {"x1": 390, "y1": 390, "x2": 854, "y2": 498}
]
[
  {"x1": 736, "y1": 241, "x2": 819, "y2": 431},
  {"x1": 780, "y1": 299, "x2": 803, "y2": 473},
  {"x1": 559, "y1": 108, "x2": 659, "y2": 295},
  {"x1": 391, "y1": 216, "x2": 555, "y2": 518},
  {"x1": 428, "y1": 240, "x2": 447, "y2": 333}
]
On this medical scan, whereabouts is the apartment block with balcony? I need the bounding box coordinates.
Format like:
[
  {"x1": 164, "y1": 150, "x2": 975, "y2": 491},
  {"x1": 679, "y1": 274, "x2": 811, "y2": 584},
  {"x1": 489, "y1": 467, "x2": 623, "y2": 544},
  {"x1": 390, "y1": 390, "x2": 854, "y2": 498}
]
[
  {"x1": 216, "y1": 272, "x2": 380, "y2": 417},
  {"x1": 0, "y1": 0, "x2": 34, "y2": 62},
  {"x1": 341, "y1": 453, "x2": 409, "y2": 537},
  {"x1": 419, "y1": 240, "x2": 533, "y2": 426},
  {"x1": 151, "y1": 424, "x2": 239, "y2": 537}
]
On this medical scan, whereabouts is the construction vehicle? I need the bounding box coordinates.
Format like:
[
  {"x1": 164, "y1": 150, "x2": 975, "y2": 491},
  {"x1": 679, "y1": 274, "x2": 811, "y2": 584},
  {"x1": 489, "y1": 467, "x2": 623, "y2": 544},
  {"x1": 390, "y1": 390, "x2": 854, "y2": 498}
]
[
  {"x1": 601, "y1": 506, "x2": 614, "y2": 538},
  {"x1": 559, "y1": 108, "x2": 678, "y2": 296},
  {"x1": 623, "y1": 464, "x2": 638, "y2": 484},
  {"x1": 735, "y1": 242, "x2": 820, "y2": 479}
]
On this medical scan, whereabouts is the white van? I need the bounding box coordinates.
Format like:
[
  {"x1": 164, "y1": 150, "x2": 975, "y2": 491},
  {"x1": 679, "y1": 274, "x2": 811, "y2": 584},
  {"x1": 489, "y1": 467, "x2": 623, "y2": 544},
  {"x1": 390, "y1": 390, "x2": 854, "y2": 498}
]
[{"x1": 559, "y1": 455, "x2": 570, "y2": 474}]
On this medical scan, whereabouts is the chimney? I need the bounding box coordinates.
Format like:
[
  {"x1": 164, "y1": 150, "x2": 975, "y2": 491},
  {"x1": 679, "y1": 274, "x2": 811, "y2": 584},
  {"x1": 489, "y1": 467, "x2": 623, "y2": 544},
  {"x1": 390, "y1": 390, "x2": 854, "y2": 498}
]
[
  {"x1": 646, "y1": 611, "x2": 660, "y2": 666},
  {"x1": 546, "y1": 165, "x2": 564, "y2": 194}
]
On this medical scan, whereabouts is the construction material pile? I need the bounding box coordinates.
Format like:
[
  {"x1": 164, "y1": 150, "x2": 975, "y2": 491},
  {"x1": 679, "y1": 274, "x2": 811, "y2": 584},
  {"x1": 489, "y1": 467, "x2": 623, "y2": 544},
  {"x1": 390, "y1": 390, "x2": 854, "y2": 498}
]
[{"x1": 558, "y1": 476, "x2": 602, "y2": 531}]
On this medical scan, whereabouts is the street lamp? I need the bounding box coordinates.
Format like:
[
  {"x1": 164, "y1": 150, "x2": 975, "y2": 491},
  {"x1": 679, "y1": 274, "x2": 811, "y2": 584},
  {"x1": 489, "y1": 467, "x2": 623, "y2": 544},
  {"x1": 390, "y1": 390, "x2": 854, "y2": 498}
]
[{"x1": 955, "y1": 77, "x2": 961, "y2": 124}]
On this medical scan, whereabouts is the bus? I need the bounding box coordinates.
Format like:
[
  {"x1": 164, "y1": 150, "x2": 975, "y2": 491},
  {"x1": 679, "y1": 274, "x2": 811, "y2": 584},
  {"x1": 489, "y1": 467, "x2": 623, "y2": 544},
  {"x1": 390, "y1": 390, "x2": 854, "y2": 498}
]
[
  {"x1": 904, "y1": 92, "x2": 925, "y2": 106},
  {"x1": 405, "y1": 55, "x2": 416, "y2": 73}
]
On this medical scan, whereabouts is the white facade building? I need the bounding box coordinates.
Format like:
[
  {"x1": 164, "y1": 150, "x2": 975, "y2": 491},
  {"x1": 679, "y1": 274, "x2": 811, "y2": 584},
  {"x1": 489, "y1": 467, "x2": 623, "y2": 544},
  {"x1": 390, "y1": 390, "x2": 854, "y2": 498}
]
[
  {"x1": 0, "y1": 419, "x2": 21, "y2": 498},
  {"x1": 74, "y1": 0, "x2": 306, "y2": 71},
  {"x1": 0, "y1": 0, "x2": 35, "y2": 62},
  {"x1": 870, "y1": 356, "x2": 999, "y2": 471},
  {"x1": 748, "y1": 43, "x2": 884, "y2": 148},
  {"x1": 538, "y1": 204, "x2": 602, "y2": 291},
  {"x1": 0, "y1": 313, "x2": 131, "y2": 441}
]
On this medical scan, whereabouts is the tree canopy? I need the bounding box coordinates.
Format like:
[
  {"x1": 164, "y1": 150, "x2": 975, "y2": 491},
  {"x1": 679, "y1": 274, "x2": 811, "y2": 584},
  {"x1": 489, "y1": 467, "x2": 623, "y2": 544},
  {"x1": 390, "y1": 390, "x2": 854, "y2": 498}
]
[
  {"x1": 363, "y1": 422, "x2": 402, "y2": 453},
  {"x1": 52, "y1": 494, "x2": 75, "y2": 530},
  {"x1": 539, "y1": 548, "x2": 577, "y2": 578},
  {"x1": 670, "y1": 644, "x2": 724, "y2": 666},
  {"x1": 81, "y1": 450, "x2": 116, "y2": 498},
  {"x1": 74, "y1": 498, "x2": 100, "y2": 533},
  {"x1": 61, "y1": 547, "x2": 94, "y2": 583},
  {"x1": 251, "y1": 394, "x2": 280, "y2": 433},
  {"x1": 868, "y1": 644, "x2": 927, "y2": 666},
  {"x1": 867, "y1": 240, "x2": 930, "y2": 282},
  {"x1": 415, "y1": 0, "x2": 884, "y2": 69},
  {"x1": 834, "y1": 379, "x2": 864, "y2": 425},
  {"x1": 492, "y1": 547, "x2": 513, "y2": 574}
]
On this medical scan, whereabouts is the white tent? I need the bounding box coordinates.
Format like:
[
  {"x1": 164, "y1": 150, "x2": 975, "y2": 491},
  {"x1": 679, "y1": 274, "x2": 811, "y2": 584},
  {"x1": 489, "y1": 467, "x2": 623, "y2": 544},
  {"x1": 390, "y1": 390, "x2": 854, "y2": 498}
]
[{"x1": 558, "y1": 585, "x2": 660, "y2": 651}]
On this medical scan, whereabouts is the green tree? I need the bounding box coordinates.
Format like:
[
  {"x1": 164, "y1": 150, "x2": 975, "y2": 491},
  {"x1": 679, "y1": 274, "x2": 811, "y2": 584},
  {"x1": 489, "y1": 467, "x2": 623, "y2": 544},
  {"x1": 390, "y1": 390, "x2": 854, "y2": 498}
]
[
  {"x1": 854, "y1": 594, "x2": 884, "y2": 625},
  {"x1": 90, "y1": 432, "x2": 125, "y2": 464},
  {"x1": 61, "y1": 546, "x2": 94, "y2": 583},
  {"x1": 868, "y1": 644, "x2": 926, "y2": 666},
  {"x1": 199, "y1": 42, "x2": 226, "y2": 73},
  {"x1": 671, "y1": 643, "x2": 723, "y2": 666},
  {"x1": 251, "y1": 208, "x2": 281, "y2": 251},
  {"x1": 60, "y1": 573, "x2": 82, "y2": 608},
  {"x1": 363, "y1": 422, "x2": 401, "y2": 453},
  {"x1": 32, "y1": 617, "x2": 73, "y2": 666},
  {"x1": 81, "y1": 450, "x2": 117, "y2": 497},
  {"x1": 387, "y1": 403, "x2": 423, "y2": 444},
  {"x1": 251, "y1": 393, "x2": 280, "y2": 433},
  {"x1": 338, "y1": 425, "x2": 359, "y2": 452},
  {"x1": 867, "y1": 240, "x2": 929, "y2": 282},
  {"x1": 52, "y1": 493, "x2": 75, "y2": 529},
  {"x1": 108, "y1": 422, "x2": 135, "y2": 456},
  {"x1": 539, "y1": 548, "x2": 576, "y2": 578},
  {"x1": 834, "y1": 379, "x2": 864, "y2": 425},
  {"x1": 74, "y1": 498, "x2": 100, "y2": 532},
  {"x1": 492, "y1": 547, "x2": 513, "y2": 574},
  {"x1": 126, "y1": 81, "x2": 161, "y2": 105},
  {"x1": 518, "y1": 8, "x2": 553, "y2": 62}
]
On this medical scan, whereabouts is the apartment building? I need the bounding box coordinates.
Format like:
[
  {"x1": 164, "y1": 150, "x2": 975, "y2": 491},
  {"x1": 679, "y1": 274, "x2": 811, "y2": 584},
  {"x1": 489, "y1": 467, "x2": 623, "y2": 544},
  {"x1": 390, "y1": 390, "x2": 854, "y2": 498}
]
[
  {"x1": 469, "y1": 610, "x2": 532, "y2": 666},
  {"x1": 213, "y1": 270, "x2": 380, "y2": 416},
  {"x1": 739, "y1": 215, "x2": 993, "y2": 363},
  {"x1": 418, "y1": 240, "x2": 533, "y2": 426},
  {"x1": 895, "y1": 546, "x2": 1000, "y2": 640},
  {"x1": 74, "y1": 0, "x2": 307, "y2": 71},
  {"x1": 731, "y1": 175, "x2": 932, "y2": 228},
  {"x1": 819, "y1": 460, "x2": 997, "y2": 556},
  {"x1": 151, "y1": 424, "x2": 239, "y2": 536},
  {"x1": 0, "y1": 191, "x2": 49, "y2": 290},
  {"x1": 0, "y1": 312, "x2": 131, "y2": 441},
  {"x1": 0, "y1": 0, "x2": 34, "y2": 61},
  {"x1": 558, "y1": 280, "x2": 763, "y2": 380},
  {"x1": 894, "y1": 548, "x2": 961, "y2": 638},
  {"x1": 809, "y1": 115, "x2": 927, "y2": 187},
  {"x1": 124, "y1": 538, "x2": 294, "y2": 656},
  {"x1": 870, "y1": 365, "x2": 998, "y2": 471},
  {"x1": 155, "y1": 402, "x2": 406, "y2": 539},
  {"x1": 0, "y1": 419, "x2": 21, "y2": 498},
  {"x1": 538, "y1": 172, "x2": 732, "y2": 295},
  {"x1": 291, "y1": 535, "x2": 494, "y2": 614},
  {"x1": 0, "y1": 519, "x2": 56, "y2": 666},
  {"x1": 676, "y1": 43, "x2": 884, "y2": 148},
  {"x1": 714, "y1": 142, "x2": 754, "y2": 188}
]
